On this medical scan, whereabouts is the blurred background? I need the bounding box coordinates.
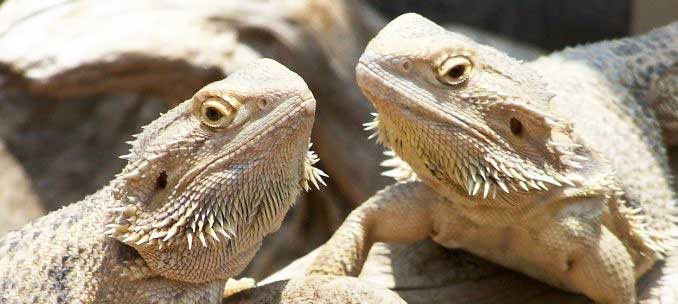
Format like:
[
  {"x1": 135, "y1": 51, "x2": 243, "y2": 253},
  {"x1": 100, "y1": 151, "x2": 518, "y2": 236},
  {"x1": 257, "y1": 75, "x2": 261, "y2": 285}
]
[{"x1": 0, "y1": 0, "x2": 675, "y2": 281}]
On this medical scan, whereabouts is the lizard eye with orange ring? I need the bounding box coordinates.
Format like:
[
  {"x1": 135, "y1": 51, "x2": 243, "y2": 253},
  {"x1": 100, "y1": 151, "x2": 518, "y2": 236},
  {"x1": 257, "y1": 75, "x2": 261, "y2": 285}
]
[
  {"x1": 199, "y1": 98, "x2": 237, "y2": 128},
  {"x1": 436, "y1": 55, "x2": 473, "y2": 86}
]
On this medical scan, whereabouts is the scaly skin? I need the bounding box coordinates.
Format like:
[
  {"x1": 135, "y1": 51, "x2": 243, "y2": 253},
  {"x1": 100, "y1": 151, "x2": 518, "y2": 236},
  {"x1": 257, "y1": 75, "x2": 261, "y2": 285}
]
[
  {"x1": 308, "y1": 14, "x2": 678, "y2": 304},
  {"x1": 0, "y1": 58, "x2": 326, "y2": 303}
]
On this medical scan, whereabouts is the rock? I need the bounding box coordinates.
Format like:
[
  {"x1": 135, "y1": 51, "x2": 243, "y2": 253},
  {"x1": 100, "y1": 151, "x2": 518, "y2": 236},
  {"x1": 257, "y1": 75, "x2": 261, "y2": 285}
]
[
  {"x1": 0, "y1": 86, "x2": 168, "y2": 211},
  {"x1": 0, "y1": 139, "x2": 43, "y2": 235}
]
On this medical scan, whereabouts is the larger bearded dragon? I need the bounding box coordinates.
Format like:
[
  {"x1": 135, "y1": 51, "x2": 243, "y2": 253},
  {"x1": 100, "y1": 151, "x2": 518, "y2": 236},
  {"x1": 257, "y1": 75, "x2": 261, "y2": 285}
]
[
  {"x1": 0, "y1": 58, "x2": 326, "y2": 303},
  {"x1": 308, "y1": 14, "x2": 678, "y2": 304}
]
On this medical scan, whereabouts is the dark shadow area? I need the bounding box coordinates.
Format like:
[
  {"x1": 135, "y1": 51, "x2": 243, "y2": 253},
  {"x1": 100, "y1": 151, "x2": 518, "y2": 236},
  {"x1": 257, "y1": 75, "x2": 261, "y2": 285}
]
[{"x1": 367, "y1": 0, "x2": 630, "y2": 50}]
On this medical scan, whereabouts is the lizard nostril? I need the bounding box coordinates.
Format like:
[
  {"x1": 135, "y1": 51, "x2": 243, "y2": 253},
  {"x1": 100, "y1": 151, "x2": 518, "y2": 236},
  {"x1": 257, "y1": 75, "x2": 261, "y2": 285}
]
[
  {"x1": 401, "y1": 60, "x2": 412, "y2": 72},
  {"x1": 257, "y1": 98, "x2": 268, "y2": 109}
]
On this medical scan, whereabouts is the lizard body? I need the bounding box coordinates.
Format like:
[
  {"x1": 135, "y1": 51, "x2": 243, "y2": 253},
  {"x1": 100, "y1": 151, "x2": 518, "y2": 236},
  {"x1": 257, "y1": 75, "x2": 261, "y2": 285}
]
[
  {"x1": 308, "y1": 14, "x2": 678, "y2": 304},
  {"x1": 0, "y1": 58, "x2": 325, "y2": 303}
]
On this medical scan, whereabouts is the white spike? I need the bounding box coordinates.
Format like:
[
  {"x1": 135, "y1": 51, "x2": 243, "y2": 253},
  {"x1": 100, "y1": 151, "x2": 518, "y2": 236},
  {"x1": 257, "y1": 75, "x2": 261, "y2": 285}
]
[
  {"x1": 174, "y1": 216, "x2": 188, "y2": 228},
  {"x1": 472, "y1": 180, "x2": 481, "y2": 196},
  {"x1": 380, "y1": 158, "x2": 401, "y2": 167},
  {"x1": 309, "y1": 170, "x2": 321, "y2": 189},
  {"x1": 469, "y1": 166, "x2": 478, "y2": 182},
  {"x1": 119, "y1": 169, "x2": 142, "y2": 180},
  {"x1": 540, "y1": 175, "x2": 561, "y2": 186},
  {"x1": 478, "y1": 166, "x2": 488, "y2": 181},
  {"x1": 190, "y1": 217, "x2": 197, "y2": 233},
  {"x1": 382, "y1": 168, "x2": 404, "y2": 178},
  {"x1": 119, "y1": 153, "x2": 134, "y2": 161},
  {"x1": 482, "y1": 182, "x2": 491, "y2": 198},
  {"x1": 197, "y1": 231, "x2": 207, "y2": 247},
  {"x1": 122, "y1": 233, "x2": 140, "y2": 243},
  {"x1": 153, "y1": 217, "x2": 172, "y2": 229},
  {"x1": 162, "y1": 225, "x2": 179, "y2": 242},
  {"x1": 496, "y1": 179, "x2": 509, "y2": 193},
  {"x1": 135, "y1": 234, "x2": 150, "y2": 245},
  {"x1": 557, "y1": 175, "x2": 576, "y2": 187},
  {"x1": 206, "y1": 226, "x2": 220, "y2": 242},
  {"x1": 186, "y1": 232, "x2": 193, "y2": 250},
  {"x1": 105, "y1": 223, "x2": 129, "y2": 233},
  {"x1": 467, "y1": 178, "x2": 474, "y2": 196},
  {"x1": 312, "y1": 168, "x2": 328, "y2": 187},
  {"x1": 216, "y1": 226, "x2": 231, "y2": 240},
  {"x1": 149, "y1": 229, "x2": 166, "y2": 240},
  {"x1": 508, "y1": 168, "x2": 524, "y2": 181}
]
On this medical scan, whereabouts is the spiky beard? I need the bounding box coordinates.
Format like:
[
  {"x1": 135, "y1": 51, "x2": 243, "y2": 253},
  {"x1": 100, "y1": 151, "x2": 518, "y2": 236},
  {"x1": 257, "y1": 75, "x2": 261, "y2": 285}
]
[
  {"x1": 301, "y1": 143, "x2": 328, "y2": 191},
  {"x1": 106, "y1": 144, "x2": 326, "y2": 251},
  {"x1": 365, "y1": 112, "x2": 580, "y2": 202}
]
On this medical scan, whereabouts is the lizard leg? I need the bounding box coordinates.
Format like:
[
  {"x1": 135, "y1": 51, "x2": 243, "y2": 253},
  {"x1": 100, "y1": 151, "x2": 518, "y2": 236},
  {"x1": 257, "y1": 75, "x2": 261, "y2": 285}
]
[
  {"x1": 307, "y1": 181, "x2": 441, "y2": 276},
  {"x1": 541, "y1": 215, "x2": 636, "y2": 304}
]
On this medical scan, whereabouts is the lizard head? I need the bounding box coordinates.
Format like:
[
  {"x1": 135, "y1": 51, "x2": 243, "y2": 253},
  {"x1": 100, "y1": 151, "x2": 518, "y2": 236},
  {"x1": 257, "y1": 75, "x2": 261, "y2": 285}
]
[
  {"x1": 106, "y1": 59, "x2": 325, "y2": 279},
  {"x1": 357, "y1": 13, "x2": 586, "y2": 206}
]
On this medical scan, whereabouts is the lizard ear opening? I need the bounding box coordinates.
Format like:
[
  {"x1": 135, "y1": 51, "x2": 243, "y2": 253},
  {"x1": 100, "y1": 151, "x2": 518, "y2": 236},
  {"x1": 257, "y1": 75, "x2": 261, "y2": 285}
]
[
  {"x1": 155, "y1": 171, "x2": 168, "y2": 190},
  {"x1": 486, "y1": 102, "x2": 583, "y2": 172},
  {"x1": 509, "y1": 118, "x2": 523, "y2": 136}
]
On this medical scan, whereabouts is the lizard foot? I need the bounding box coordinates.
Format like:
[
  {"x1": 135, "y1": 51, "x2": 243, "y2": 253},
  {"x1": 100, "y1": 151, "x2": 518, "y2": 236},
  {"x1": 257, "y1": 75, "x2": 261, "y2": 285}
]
[{"x1": 223, "y1": 277, "x2": 257, "y2": 298}]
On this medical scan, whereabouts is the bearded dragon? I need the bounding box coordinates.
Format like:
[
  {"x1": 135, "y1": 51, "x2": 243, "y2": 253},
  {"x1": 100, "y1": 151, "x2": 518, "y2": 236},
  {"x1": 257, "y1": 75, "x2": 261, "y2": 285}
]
[
  {"x1": 308, "y1": 14, "x2": 678, "y2": 304},
  {"x1": 0, "y1": 58, "x2": 326, "y2": 303}
]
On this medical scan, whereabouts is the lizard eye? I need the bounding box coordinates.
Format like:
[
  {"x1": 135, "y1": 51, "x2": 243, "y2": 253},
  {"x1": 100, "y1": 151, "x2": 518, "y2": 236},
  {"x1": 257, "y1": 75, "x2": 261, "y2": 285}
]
[
  {"x1": 437, "y1": 56, "x2": 472, "y2": 86},
  {"x1": 199, "y1": 98, "x2": 236, "y2": 128}
]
